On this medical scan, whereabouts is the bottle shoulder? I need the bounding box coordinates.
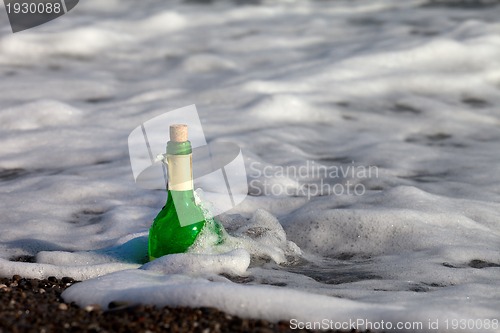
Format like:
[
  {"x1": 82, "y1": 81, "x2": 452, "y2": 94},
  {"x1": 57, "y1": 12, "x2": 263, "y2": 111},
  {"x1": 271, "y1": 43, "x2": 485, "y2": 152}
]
[{"x1": 154, "y1": 190, "x2": 207, "y2": 227}]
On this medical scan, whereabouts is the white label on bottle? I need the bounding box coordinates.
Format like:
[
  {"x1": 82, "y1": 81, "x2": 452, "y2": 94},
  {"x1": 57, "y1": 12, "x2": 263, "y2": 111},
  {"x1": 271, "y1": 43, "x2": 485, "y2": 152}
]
[{"x1": 167, "y1": 154, "x2": 193, "y2": 191}]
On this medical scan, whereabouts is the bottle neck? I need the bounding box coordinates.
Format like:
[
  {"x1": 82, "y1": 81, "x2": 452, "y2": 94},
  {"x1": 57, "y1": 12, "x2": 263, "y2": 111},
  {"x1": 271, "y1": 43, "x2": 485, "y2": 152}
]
[{"x1": 166, "y1": 141, "x2": 193, "y2": 192}]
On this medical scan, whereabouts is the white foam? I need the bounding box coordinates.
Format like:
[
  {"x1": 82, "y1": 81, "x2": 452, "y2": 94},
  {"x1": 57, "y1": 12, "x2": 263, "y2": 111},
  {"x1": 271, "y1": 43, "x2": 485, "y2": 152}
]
[
  {"x1": 142, "y1": 249, "x2": 250, "y2": 276},
  {"x1": 0, "y1": 100, "x2": 82, "y2": 130},
  {"x1": 0, "y1": 258, "x2": 139, "y2": 280},
  {"x1": 62, "y1": 269, "x2": 400, "y2": 323}
]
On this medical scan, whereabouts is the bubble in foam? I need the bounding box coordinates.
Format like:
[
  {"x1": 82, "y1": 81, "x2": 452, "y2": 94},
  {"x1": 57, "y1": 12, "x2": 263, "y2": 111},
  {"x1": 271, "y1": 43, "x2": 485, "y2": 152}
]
[{"x1": 189, "y1": 206, "x2": 302, "y2": 265}]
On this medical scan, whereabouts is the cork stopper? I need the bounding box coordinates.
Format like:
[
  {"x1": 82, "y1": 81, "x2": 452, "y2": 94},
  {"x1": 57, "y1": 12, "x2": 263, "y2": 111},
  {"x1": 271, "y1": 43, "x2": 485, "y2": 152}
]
[{"x1": 170, "y1": 124, "x2": 188, "y2": 142}]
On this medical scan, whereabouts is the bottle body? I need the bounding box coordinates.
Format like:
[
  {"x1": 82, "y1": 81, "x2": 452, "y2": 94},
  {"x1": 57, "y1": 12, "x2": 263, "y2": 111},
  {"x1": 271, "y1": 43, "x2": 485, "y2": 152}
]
[
  {"x1": 148, "y1": 189, "x2": 206, "y2": 260},
  {"x1": 148, "y1": 138, "x2": 206, "y2": 260}
]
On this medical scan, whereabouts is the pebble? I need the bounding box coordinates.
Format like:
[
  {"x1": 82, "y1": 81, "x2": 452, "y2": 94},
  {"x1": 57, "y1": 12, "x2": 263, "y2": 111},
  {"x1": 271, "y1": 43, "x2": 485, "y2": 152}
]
[
  {"x1": 84, "y1": 304, "x2": 101, "y2": 312},
  {"x1": 61, "y1": 277, "x2": 75, "y2": 285},
  {"x1": 58, "y1": 303, "x2": 69, "y2": 311},
  {"x1": 108, "y1": 301, "x2": 130, "y2": 310}
]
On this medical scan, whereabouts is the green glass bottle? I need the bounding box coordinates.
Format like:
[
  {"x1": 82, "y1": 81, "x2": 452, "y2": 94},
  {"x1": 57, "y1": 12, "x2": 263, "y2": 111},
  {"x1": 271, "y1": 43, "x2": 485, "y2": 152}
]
[{"x1": 148, "y1": 124, "x2": 207, "y2": 260}]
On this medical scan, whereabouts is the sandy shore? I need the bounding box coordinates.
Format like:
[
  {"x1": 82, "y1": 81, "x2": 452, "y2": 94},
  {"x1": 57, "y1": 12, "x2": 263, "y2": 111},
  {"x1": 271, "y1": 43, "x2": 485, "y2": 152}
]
[{"x1": 0, "y1": 275, "x2": 376, "y2": 333}]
